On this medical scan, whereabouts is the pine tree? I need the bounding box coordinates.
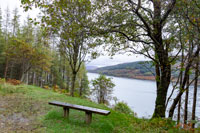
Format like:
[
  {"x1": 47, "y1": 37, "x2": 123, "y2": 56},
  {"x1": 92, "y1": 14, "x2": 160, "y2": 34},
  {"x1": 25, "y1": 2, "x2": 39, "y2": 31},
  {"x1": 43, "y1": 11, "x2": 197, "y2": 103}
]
[
  {"x1": 0, "y1": 7, "x2": 5, "y2": 77},
  {"x1": 3, "y1": 6, "x2": 11, "y2": 79},
  {"x1": 11, "y1": 7, "x2": 20, "y2": 37}
]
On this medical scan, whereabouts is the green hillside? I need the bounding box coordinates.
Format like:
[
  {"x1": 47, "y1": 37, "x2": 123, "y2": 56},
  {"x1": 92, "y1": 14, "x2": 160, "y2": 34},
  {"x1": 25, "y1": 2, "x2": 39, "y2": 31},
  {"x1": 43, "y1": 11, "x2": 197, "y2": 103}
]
[
  {"x1": 0, "y1": 83, "x2": 186, "y2": 132},
  {"x1": 89, "y1": 61, "x2": 156, "y2": 80}
]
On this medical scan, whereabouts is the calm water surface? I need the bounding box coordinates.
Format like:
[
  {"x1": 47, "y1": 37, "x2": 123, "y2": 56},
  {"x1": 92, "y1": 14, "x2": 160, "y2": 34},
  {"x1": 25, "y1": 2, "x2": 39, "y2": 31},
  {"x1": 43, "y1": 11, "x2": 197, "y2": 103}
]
[
  {"x1": 87, "y1": 72, "x2": 200, "y2": 119},
  {"x1": 87, "y1": 72, "x2": 159, "y2": 118}
]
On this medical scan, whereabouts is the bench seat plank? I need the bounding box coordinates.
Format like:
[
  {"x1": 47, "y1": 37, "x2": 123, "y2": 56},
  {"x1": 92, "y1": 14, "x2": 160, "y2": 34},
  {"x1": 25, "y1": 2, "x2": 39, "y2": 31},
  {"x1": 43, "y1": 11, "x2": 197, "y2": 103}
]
[{"x1": 49, "y1": 101, "x2": 110, "y2": 115}]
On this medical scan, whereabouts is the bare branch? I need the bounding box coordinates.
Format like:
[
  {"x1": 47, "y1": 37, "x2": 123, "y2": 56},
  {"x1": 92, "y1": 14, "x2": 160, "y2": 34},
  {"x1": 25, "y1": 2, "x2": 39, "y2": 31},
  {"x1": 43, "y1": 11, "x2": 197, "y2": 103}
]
[{"x1": 161, "y1": 0, "x2": 176, "y2": 26}]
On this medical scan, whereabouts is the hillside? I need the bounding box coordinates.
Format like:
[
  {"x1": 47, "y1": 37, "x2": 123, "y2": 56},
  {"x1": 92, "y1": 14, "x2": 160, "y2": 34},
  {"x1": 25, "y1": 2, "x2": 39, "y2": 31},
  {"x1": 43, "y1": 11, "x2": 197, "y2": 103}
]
[
  {"x1": 89, "y1": 61, "x2": 156, "y2": 80},
  {"x1": 0, "y1": 83, "x2": 186, "y2": 132}
]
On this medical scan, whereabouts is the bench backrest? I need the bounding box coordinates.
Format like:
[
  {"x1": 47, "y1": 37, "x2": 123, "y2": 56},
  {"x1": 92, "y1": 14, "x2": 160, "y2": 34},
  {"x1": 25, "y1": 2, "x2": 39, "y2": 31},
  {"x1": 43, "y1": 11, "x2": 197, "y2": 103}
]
[{"x1": 49, "y1": 101, "x2": 110, "y2": 115}]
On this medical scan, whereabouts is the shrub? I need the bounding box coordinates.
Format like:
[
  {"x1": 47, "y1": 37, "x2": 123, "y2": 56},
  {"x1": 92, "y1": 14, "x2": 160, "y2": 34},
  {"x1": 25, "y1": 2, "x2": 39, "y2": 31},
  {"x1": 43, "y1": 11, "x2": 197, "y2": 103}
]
[
  {"x1": 114, "y1": 101, "x2": 134, "y2": 116},
  {"x1": 0, "y1": 78, "x2": 6, "y2": 84},
  {"x1": 53, "y1": 85, "x2": 60, "y2": 91},
  {"x1": 43, "y1": 85, "x2": 49, "y2": 89},
  {"x1": 59, "y1": 89, "x2": 69, "y2": 95},
  {"x1": 7, "y1": 79, "x2": 22, "y2": 85},
  {"x1": 91, "y1": 74, "x2": 115, "y2": 104}
]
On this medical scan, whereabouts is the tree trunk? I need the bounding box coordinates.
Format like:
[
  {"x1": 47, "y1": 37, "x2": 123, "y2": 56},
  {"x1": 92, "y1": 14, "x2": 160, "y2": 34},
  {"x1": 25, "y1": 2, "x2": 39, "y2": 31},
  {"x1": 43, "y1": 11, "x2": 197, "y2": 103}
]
[
  {"x1": 62, "y1": 58, "x2": 65, "y2": 82},
  {"x1": 153, "y1": 72, "x2": 170, "y2": 118},
  {"x1": 32, "y1": 72, "x2": 36, "y2": 85},
  {"x1": 169, "y1": 71, "x2": 190, "y2": 118},
  {"x1": 99, "y1": 89, "x2": 103, "y2": 104},
  {"x1": 25, "y1": 71, "x2": 29, "y2": 84},
  {"x1": 70, "y1": 71, "x2": 77, "y2": 97},
  {"x1": 79, "y1": 79, "x2": 83, "y2": 97},
  {"x1": 66, "y1": 76, "x2": 70, "y2": 92},
  {"x1": 192, "y1": 54, "x2": 199, "y2": 128},
  {"x1": 177, "y1": 98, "x2": 181, "y2": 123},
  {"x1": 46, "y1": 73, "x2": 49, "y2": 85},
  {"x1": 31, "y1": 72, "x2": 34, "y2": 85},
  {"x1": 177, "y1": 43, "x2": 185, "y2": 123},
  {"x1": 4, "y1": 58, "x2": 8, "y2": 79},
  {"x1": 169, "y1": 45, "x2": 200, "y2": 118},
  {"x1": 184, "y1": 77, "x2": 189, "y2": 124},
  {"x1": 152, "y1": 36, "x2": 171, "y2": 118},
  {"x1": 9, "y1": 63, "x2": 14, "y2": 79},
  {"x1": 151, "y1": 0, "x2": 171, "y2": 118},
  {"x1": 20, "y1": 73, "x2": 25, "y2": 82},
  {"x1": 40, "y1": 70, "x2": 43, "y2": 87}
]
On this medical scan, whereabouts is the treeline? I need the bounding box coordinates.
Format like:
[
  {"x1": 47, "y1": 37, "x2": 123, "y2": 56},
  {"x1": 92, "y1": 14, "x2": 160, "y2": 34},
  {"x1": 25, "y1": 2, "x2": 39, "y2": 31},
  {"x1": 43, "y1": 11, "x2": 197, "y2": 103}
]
[
  {"x1": 0, "y1": 7, "x2": 89, "y2": 97},
  {"x1": 89, "y1": 61, "x2": 156, "y2": 79}
]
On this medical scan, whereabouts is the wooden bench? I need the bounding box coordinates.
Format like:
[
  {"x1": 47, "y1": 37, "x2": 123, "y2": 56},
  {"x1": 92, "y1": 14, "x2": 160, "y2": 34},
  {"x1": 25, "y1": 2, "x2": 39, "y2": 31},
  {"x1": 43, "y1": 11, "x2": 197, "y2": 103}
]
[{"x1": 48, "y1": 101, "x2": 110, "y2": 124}]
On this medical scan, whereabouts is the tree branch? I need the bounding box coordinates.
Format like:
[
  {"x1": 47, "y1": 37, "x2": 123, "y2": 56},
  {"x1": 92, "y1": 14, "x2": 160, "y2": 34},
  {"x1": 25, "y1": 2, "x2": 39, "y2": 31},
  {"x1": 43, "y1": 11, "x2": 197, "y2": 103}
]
[{"x1": 161, "y1": 0, "x2": 176, "y2": 26}]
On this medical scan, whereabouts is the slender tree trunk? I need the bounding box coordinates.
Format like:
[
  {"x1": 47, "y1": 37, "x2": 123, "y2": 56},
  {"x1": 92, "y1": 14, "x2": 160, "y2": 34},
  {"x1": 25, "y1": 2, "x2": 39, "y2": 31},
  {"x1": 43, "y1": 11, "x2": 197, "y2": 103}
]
[
  {"x1": 9, "y1": 63, "x2": 14, "y2": 79},
  {"x1": 20, "y1": 61, "x2": 25, "y2": 82},
  {"x1": 33, "y1": 72, "x2": 36, "y2": 85},
  {"x1": 40, "y1": 70, "x2": 43, "y2": 87},
  {"x1": 99, "y1": 88, "x2": 103, "y2": 104},
  {"x1": 31, "y1": 72, "x2": 34, "y2": 84},
  {"x1": 169, "y1": 67, "x2": 190, "y2": 118},
  {"x1": 45, "y1": 72, "x2": 48, "y2": 85},
  {"x1": 70, "y1": 71, "x2": 77, "y2": 97},
  {"x1": 4, "y1": 58, "x2": 8, "y2": 79},
  {"x1": 36, "y1": 75, "x2": 39, "y2": 86},
  {"x1": 184, "y1": 77, "x2": 189, "y2": 124},
  {"x1": 26, "y1": 71, "x2": 29, "y2": 84},
  {"x1": 51, "y1": 74, "x2": 54, "y2": 86},
  {"x1": 177, "y1": 43, "x2": 185, "y2": 123},
  {"x1": 46, "y1": 73, "x2": 49, "y2": 84},
  {"x1": 79, "y1": 80, "x2": 83, "y2": 97},
  {"x1": 169, "y1": 46, "x2": 200, "y2": 118},
  {"x1": 192, "y1": 54, "x2": 199, "y2": 128},
  {"x1": 177, "y1": 98, "x2": 181, "y2": 123},
  {"x1": 66, "y1": 76, "x2": 70, "y2": 92},
  {"x1": 20, "y1": 74, "x2": 25, "y2": 82},
  {"x1": 63, "y1": 58, "x2": 65, "y2": 82}
]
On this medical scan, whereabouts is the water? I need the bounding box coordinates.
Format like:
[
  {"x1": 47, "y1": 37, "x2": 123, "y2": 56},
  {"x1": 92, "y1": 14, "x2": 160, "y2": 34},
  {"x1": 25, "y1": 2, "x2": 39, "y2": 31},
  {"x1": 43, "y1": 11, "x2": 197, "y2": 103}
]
[
  {"x1": 88, "y1": 72, "x2": 158, "y2": 118},
  {"x1": 87, "y1": 72, "x2": 200, "y2": 119}
]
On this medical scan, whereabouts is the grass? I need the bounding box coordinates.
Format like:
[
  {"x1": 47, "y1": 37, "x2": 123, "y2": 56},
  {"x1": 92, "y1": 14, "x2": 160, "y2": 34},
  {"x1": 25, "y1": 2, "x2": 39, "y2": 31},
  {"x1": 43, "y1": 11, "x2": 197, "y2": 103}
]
[{"x1": 0, "y1": 83, "x2": 194, "y2": 132}]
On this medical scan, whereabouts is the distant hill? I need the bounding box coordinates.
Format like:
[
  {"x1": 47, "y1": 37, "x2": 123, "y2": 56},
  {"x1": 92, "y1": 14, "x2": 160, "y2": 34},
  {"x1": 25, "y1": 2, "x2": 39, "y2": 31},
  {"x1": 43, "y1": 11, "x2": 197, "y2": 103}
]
[{"x1": 89, "y1": 61, "x2": 156, "y2": 80}]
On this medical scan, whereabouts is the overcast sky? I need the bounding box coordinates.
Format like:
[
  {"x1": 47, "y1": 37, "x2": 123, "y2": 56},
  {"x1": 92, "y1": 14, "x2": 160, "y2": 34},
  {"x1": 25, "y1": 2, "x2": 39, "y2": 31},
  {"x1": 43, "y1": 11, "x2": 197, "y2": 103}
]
[
  {"x1": 0, "y1": 0, "x2": 148, "y2": 67},
  {"x1": 87, "y1": 54, "x2": 148, "y2": 67}
]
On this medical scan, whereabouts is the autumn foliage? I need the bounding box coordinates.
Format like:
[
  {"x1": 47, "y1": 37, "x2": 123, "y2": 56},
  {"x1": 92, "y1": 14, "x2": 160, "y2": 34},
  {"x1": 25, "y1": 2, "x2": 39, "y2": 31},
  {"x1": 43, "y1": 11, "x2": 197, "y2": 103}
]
[{"x1": 6, "y1": 79, "x2": 21, "y2": 85}]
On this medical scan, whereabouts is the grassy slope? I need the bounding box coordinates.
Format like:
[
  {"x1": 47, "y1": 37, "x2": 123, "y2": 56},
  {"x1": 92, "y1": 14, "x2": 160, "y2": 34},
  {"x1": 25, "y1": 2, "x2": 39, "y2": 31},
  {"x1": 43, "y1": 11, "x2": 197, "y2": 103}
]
[{"x1": 0, "y1": 83, "x2": 188, "y2": 133}]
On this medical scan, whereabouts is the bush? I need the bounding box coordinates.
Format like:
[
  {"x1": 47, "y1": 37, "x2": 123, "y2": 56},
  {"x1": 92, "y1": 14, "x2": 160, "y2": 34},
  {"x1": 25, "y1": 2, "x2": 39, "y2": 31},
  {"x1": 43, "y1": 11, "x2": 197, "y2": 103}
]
[
  {"x1": 0, "y1": 78, "x2": 6, "y2": 84},
  {"x1": 7, "y1": 79, "x2": 21, "y2": 85},
  {"x1": 53, "y1": 85, "x2": 60, "y2": 91},
  {"x1": 114, "y1": 101, "x2": 134, "y2": 116},
  {"x1": 43, "y1": 85, "x2": 50, "y2": 89}
]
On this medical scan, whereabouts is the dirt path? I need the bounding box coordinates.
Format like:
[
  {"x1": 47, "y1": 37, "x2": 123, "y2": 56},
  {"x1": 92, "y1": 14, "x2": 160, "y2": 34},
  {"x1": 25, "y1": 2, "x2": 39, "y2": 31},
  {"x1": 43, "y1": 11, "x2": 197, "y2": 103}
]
[{"x1": 0, "y1": 94, "x2": 47, "y2": 133}]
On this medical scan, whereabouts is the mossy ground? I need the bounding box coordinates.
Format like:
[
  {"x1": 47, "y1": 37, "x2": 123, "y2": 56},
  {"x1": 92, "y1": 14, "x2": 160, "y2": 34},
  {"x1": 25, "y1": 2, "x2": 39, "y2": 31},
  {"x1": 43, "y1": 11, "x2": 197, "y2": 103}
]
[{"x1": 0, "y1": 83, "x2": 195, "y2": 132}]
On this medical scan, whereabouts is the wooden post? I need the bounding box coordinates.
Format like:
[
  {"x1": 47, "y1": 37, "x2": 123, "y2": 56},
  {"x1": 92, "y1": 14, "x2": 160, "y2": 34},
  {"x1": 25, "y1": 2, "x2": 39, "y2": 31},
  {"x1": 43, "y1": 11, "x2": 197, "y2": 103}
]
[
  {"x1": 63, "y1": 107, "x2": 69, "y2": 118},
  {"x1": 85, "y1": 111, "x2": 92, "y2": 124}
]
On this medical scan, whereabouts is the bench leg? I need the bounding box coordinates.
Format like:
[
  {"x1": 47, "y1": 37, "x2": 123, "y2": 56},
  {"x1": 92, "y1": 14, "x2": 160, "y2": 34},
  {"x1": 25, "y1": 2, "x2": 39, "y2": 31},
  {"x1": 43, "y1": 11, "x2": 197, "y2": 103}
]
[
  {"x1": 63, "y1": 107, "x2": 69, "y2": 118},
  {"x1": 85, "y1": 111, "x2": 92, "y2": 124}
]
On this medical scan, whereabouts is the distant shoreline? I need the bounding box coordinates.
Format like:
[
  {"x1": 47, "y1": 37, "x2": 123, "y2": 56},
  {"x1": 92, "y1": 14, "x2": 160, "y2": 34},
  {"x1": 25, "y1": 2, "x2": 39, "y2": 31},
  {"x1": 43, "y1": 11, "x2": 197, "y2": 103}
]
[
  {"x1": 88, "y1": 72, "x2": 200, "y2": 86},
  {"x1": 88, "y1": 71, "x2": 156, "y2": 81}
]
